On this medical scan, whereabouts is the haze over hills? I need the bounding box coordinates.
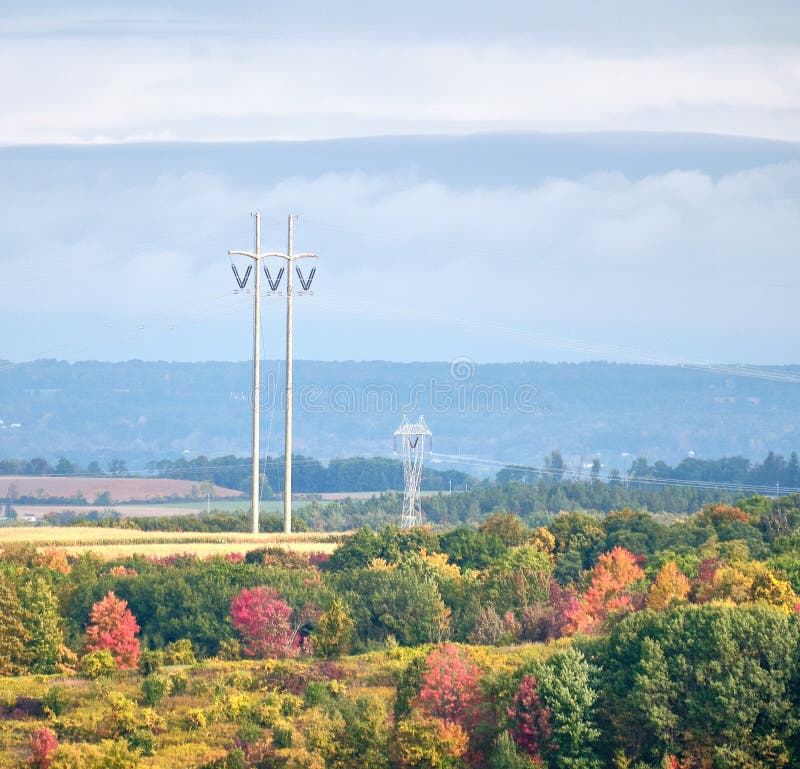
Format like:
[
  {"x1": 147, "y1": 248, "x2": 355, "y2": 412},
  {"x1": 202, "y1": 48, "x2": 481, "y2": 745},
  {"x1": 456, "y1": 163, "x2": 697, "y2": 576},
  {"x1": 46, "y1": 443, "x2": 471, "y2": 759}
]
[
  {"x1": 2, "y1": 131, "x2": 799, "y2": 365},
  {"x1": 1, "y1": 359, "x2": 797, "y2": 475}
]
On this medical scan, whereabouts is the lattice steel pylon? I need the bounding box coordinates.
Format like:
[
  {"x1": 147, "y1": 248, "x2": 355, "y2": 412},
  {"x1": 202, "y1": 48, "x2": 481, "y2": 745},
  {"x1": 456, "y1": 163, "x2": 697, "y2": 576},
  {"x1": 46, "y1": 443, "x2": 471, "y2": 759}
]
[{"x1": 394, "y1": 416, "x2": 432, "y2": 528}]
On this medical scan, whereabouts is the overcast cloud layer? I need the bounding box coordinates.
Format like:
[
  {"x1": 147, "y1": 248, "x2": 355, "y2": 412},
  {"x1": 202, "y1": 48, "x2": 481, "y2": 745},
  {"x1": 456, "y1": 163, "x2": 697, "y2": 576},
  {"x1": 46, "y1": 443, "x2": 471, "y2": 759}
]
[{"x1": 2, "y1": 1, "x2": 800, "y2": 143}]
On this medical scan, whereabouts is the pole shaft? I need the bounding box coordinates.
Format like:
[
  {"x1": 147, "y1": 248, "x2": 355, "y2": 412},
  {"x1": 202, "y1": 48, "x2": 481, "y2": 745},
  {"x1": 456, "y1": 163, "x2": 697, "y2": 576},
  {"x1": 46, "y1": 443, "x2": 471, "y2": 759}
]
[
  {"x1": 284, "y1": 215, "x2": 294, "y2": 534},
  {"x1": 252, "y1": 213, "x2": 261, "y2": 534}
]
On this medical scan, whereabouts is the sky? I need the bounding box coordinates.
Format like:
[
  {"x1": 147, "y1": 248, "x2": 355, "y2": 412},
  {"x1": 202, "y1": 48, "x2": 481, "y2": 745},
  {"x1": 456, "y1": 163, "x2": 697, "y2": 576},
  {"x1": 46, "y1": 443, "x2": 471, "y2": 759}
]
[{"x1": 1, "y1": 1, "x2": 799, "y2": 365}]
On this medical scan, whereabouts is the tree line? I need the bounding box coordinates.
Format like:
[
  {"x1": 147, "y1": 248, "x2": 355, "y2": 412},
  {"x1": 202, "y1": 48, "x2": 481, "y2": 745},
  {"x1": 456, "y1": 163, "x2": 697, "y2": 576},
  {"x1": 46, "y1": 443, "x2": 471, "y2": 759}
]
[{"x1": 4, "y1": 494, "x2": 800, "y2": 766}]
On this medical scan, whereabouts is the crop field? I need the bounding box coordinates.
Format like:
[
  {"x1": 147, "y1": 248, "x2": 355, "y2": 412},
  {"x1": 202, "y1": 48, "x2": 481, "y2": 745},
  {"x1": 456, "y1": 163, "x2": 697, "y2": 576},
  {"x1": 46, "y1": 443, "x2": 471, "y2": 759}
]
[
  {"x1": 0, "y1": 527, "x2": 345, "y2": 559},
  {"x1": 0, "y1": 476, "x2": 243, "y2": 503}
]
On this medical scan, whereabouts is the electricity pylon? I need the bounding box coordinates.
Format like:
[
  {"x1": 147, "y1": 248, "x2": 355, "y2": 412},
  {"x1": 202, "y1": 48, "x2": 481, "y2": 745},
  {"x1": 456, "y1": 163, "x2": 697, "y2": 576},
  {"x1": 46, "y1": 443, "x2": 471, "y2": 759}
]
[{"x1": 394, "y1": 416, "x2": 432, "y2": 527}]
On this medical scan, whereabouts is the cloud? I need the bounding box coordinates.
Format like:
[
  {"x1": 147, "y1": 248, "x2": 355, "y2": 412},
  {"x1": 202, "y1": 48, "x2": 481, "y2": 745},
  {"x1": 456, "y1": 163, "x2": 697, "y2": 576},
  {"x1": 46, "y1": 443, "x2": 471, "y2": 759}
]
[
  {"x1": 0, "y1": 33, "x2": 799, "y2": 144},
  {"x1": 0, "y1": 154, "x2": 797, "y2": 364}
]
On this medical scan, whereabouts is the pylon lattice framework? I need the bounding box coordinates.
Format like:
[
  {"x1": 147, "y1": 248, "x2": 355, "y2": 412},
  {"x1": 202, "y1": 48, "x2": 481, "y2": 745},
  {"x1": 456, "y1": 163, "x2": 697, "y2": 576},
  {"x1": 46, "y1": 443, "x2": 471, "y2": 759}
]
[{"x1": 394, "y1": 416, "x2": 432, "y2": 528}]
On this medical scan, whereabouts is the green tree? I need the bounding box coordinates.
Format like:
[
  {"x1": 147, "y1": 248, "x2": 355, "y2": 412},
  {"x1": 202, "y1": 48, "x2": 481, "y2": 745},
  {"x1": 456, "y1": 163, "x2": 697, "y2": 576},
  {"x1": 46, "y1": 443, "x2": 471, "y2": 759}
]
[
  {"x1": 489, "y1": 731, "x2": 538, "y2": 769},
  {"x1": 340, "y1": 560, "x2": 450, "y2": 646},
  {"x1": 18, "y1": 574, "x2": 64, "y2": 674},
  {"x1": 331, "y1": 695, "x2": 390, "y2": 769},
  {"x1": 535, "y1": 649, "x2": 602, "y2": 769},
  {"x1": 596, "y1": 604, "x2": 800, "y2": 766},
  {"x1": 0, "y1": 573, "x2": 29, "y2": 674}
]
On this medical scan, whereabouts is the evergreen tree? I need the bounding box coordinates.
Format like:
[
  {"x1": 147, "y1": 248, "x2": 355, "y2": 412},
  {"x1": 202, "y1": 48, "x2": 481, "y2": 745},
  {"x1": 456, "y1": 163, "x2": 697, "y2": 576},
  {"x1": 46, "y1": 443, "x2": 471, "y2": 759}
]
[
  {"x1": 536, "y1": 649, "x2": 602, "y2": 769},
  {"x1": 18, "y1": 575, "x2": 64, "y2": 674}
]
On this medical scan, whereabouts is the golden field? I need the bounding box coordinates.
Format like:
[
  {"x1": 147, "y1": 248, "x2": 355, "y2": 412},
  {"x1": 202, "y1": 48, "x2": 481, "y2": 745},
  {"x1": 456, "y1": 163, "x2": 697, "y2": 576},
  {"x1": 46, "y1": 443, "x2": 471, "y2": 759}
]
[{"x1": 0, "y1": 527, "x2": 344, "y2": 559}]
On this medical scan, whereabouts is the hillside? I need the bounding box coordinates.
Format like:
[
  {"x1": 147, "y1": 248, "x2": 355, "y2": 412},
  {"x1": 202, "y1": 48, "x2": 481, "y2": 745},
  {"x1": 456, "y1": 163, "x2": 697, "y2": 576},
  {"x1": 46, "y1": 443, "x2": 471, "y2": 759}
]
[{"x1": 0, "y1": 359, "x2": 798, "y2": 472}]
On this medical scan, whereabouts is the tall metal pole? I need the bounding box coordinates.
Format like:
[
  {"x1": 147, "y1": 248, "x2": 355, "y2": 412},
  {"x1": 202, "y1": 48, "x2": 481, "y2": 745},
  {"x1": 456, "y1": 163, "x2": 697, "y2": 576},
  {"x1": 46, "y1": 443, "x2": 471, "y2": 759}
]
[
  {"x1": 252, "y1": 214, "x2": 261, "y2": 534},
  {"x1": 256, "y1": 215, "x2": 318, "y2": 535},
  {"x1": 228, "y1": 214, "x2": 264, "y2": 534},
  {"x1": 283, "y1": 215, "x2": 294, "y2": 534}
]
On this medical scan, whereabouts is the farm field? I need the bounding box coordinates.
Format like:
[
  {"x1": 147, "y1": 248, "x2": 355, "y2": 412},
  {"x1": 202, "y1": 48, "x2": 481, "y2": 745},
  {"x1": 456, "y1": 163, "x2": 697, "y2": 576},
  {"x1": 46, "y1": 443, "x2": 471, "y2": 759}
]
[
  {"x1": 0, "y1": 476, "x2": 243, "y2": 503},
  {"x1": 12, "y1": 504, "x2": 214, "y2": 520},
  {"x1": 0, "y1": 527, "x2": 344, "y2": 559}
]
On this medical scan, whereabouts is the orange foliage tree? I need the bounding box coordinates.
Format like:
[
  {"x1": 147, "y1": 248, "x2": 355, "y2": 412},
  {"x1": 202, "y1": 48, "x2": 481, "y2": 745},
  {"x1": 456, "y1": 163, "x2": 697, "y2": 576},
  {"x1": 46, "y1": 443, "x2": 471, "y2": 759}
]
[{"x1": 564, "y1": 547, "x2": 644, "y2": 634}]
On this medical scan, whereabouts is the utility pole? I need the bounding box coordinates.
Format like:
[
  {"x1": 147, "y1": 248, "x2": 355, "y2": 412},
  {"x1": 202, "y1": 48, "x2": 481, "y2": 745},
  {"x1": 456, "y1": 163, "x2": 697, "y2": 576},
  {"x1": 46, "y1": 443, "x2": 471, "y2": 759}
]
[
  {"x1": 262, "y1": 214, "x2": 318, "y2": 533},
  {"x1": 229, "y1": 213, "x2": 264, "y2": 534}
]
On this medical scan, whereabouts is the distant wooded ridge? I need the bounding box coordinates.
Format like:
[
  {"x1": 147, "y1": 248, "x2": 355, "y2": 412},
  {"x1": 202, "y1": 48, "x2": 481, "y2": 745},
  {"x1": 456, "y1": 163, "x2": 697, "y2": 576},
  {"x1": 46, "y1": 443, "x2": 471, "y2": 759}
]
[
  {"x1": 0, "y1": 359, "x2": 798, "y2": 470},
  {"x1": 1, "y1": 449, "x2": 797, "y2": 500}
]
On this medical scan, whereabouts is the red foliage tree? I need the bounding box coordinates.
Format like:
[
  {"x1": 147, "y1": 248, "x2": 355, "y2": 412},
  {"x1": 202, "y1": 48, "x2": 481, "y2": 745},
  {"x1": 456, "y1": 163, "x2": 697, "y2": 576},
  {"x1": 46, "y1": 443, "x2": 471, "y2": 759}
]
[
  {"x1": 415, "y1": 643, "x2": 482, "y2": 731},
  {"x1": 508, "y1": 674, "x2": 553, "y2": 765},
  {"x1": 230, "y1": 586, "x2": 299, "y2": 659},
  {"x1": 564, "y1": 547, "x2": 644, "y2": 634},
  {"x1": 84, "y1": 591, "x2": 140, "y2": 668},
  {"x1": 28, "y1": 727, "x2": 58, "y2": 769}
]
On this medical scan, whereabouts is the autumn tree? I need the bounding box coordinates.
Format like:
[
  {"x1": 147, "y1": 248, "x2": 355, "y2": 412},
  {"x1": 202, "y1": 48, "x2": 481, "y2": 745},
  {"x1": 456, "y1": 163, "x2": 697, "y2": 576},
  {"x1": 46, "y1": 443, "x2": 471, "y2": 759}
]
[
  {"x1": 230, "y1": 586, "x2": 298, "y2": 659},
  {"x1": 391, "y1": 714, "x2": 468, "y2": 769},
  {"x1": 314, "y1": 596, "x2": 354, "y2": 658},
  {"x1": 415, "y1": 643, "x2": 482, "y2": 731},
  {"x1": 84, "y1": 591, "x2": 141, "y2": 669},
  {"x1": 508, "y1": 674, "x2": 553, "y2": 764},
  {"x1": 0, "y1": 573, "x2": 30, "y2": 674},
  {"x1": 480, "y1": 511, "x2": 529, "y2": 547},
  {"x1": 647, "y1": 562, "x2": 691, "y2": 612},
  {"x1": 565, "y1": 547, "x2": 644, "y2": 634}
]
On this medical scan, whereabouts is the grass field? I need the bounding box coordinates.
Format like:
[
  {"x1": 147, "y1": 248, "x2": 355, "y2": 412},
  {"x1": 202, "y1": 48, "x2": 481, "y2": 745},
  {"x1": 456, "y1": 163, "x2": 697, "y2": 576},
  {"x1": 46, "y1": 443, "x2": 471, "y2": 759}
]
[{"x1": 0, "y1": 526, "x2": 345, "y2": 559}]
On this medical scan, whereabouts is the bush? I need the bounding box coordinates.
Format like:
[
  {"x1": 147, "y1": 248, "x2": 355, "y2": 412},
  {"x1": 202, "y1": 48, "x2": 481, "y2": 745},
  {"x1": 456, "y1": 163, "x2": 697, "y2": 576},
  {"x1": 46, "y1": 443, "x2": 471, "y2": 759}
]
[
  {"x1": 217, "y1": 639, "x2": 241, "y2": 661},
  {"x1": 137, "y1": 650, "x2": 164, "y2": 677},
  {"x1": 28, "y1": 727, "x2": 59, "y2": 769},
  {"x1": 184, "y1": 708, "x2": 207, "y2": 731},
  {"x1": 80, "y1": 649, "x2": 116, "y2": 678},
  {"x1": 126, "y1": 727, "x2": 156, "y2": 756},
  {"x1": 169, "y1": 670, "x2": 188, "y2": 695},
  {"x1": 164, "y1": 638, "x2": 197, "y2": 665},
  {"x1": 303, "y1": 680, "x2": 332, "y2": 708},
  {"x1": 43, "y1": 686, "x2": 70, "y2": 717},
  {"x1": 141, "y1": 674, "x2": 171, "y2": 707}
]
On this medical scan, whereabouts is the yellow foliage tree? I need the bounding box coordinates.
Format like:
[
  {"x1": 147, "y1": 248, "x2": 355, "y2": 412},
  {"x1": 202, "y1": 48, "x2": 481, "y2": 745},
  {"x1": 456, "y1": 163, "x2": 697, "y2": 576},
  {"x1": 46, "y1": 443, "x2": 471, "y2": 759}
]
[{"x1": 647, "y1": 562, "x2": 690, "y2": 611}]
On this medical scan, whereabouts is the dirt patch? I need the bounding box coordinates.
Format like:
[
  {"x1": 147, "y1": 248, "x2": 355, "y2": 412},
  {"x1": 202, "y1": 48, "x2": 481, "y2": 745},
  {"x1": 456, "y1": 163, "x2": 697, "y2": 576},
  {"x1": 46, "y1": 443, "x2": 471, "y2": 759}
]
[{"x1": 1, "y1": 476, "x2": 243, "y2": 503}]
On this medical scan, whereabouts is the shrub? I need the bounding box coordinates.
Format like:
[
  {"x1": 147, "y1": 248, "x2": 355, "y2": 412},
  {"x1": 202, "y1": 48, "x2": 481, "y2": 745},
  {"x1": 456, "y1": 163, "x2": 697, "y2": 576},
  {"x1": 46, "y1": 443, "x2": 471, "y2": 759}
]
[
  {"x1": 126, "y1": 727, "x2": 156, "y2": 756},
  {"x1": 141, "y1": 674, "x2": 171, "y2": 707},
  {"x1": 164, "y1": 638, "x2": 196, "y2": 665},
  {"x1": 170, "y1": 670, "x2": 188, "y2": 695},
  {"x1": 303, "y1": 681, "x2": 332, "y2": 708},
  {"x1": 184, "y1": 708, "x2": 207, "y2": 731},
  {"x1": 28, "y1": 727, "x2": 59, "y2": 769},
  {"x1": 43, "y1": 686, "x2": 71, "y2": 717},
  {"x1": 137, "y1": 650, "x2": 163, "y2": 677},
  {"x1": 80, "y1": 649, "x2": 116, "y2": 678}
]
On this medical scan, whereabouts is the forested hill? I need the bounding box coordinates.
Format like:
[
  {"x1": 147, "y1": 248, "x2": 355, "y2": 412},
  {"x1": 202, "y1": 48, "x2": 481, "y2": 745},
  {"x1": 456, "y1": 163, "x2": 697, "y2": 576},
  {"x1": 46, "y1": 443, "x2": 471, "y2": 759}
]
[{"x1": 0, "y1": 359, "x2": 797, "y2": 471}]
